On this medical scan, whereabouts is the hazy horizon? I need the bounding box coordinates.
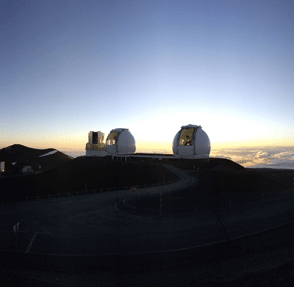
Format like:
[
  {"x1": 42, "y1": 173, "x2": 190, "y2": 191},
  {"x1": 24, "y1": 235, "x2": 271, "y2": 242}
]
[
  {"x1": 2, "y1": 143, "x2": 293, "y2": 170},
  {"x1": 64, "y1": 146, "x2": 294, "y2": 170}
]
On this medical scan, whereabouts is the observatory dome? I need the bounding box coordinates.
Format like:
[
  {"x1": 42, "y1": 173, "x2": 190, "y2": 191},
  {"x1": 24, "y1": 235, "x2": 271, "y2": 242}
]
[
  {"x1": 106, "y1": 128, "x2": 136, "y2": 155},
  {"x1": 173, "y1": 124, "x2": 210, "y2": 158}
]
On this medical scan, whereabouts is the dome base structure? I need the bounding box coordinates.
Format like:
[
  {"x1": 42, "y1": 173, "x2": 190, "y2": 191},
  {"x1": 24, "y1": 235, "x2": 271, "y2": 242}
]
[
  {"x1": 173, "y1": 124, "x2": 210, "y2": 158},
  {"x1": 85, "y1": 149, "x2": 108, "y2": 157}
]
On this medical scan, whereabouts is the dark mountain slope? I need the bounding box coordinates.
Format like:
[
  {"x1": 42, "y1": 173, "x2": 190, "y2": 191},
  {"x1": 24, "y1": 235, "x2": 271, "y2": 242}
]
[
  {"x1": 0, "y1": 144, "x2": 72, "y2": 173},
  {"x1": 0, "y1": 156, "x2": 178, "y2": 202}
]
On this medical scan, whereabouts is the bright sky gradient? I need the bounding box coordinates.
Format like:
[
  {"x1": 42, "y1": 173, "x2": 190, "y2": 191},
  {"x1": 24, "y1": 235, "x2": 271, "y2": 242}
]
[{"x1": 1, "y1": 0, "x2": 294, "y2": 153}]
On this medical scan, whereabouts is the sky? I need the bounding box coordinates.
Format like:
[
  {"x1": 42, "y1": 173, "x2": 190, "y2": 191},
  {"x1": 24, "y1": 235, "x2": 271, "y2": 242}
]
[{"x1": 1, "y1": 0, "x2": 294, "y2": 153}]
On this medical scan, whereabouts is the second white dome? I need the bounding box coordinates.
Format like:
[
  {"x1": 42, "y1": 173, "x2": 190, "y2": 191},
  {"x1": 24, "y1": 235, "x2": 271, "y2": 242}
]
[
  {"x1": 106, "y1": 128, "x2": 136, "y2": 154},
  {"x1": 173, "y1": 124, "x2": 210, "y2": 158}
]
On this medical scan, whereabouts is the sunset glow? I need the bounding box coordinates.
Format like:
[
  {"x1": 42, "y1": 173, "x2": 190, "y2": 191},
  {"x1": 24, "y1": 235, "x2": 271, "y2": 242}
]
[{"x1": 1, "y1": 1, "x2": 293, "y2": 154}]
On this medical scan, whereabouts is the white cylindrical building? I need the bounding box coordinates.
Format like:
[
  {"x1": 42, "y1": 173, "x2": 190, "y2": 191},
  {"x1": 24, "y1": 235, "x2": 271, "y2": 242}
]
[
  {"x1": 106, "y1": 128, "x2": 136, "y2": 154},
  {"x1": 173, "y1": 124, "x2": 210, "y2": 158}
]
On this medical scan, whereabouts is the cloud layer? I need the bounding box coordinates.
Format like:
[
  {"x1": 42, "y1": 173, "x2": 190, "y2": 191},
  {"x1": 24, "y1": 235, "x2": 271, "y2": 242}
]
[{"x1": 211, "y1": 147, "x2": 294, "y2": 169}]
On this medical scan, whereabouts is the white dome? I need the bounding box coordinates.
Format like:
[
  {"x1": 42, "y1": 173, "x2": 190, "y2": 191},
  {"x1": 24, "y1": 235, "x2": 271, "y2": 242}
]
[
  {"x1": 106, "y1": 128, "x2": 136, "y2": 154},
  {"x1": 173, "y1": 124, "x2": 210, "y2": 158}
]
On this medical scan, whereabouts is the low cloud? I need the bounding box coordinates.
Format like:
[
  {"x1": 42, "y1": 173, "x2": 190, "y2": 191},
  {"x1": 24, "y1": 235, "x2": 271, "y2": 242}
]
[
  {"x1": 254, "y1": 151, "x2": 269, "y2": 159},
  {"x1": 272, "y1": 151, "x2": 294, "y2": 160},
  {"x1": 211, "y1": 147, "x2": 294, "y2": 169}
]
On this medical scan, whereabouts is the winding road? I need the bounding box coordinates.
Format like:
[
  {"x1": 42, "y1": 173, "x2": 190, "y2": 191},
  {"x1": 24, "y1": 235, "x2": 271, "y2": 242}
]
[{"x1": 1, "y1": 164, "x2": 294, "y2": 260}]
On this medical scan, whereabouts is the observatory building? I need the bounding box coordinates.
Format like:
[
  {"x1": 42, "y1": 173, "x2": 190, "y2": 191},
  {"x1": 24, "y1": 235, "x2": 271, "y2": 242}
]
[
  {"x1": 86, "y1": 128, "x2": 136, "y2": 156},
  {"x1": 106, "y1": 128, "x2": 136, "y2": 154},
  {"x1": 173, "y1": 124, "x2": 210, "y2": 158},
  {"x1": 86, "y1": 125, "x2": 210, "y2": 159},
  {"x1": 86, "y1": 131, "x2": 107, "y2": 156}
]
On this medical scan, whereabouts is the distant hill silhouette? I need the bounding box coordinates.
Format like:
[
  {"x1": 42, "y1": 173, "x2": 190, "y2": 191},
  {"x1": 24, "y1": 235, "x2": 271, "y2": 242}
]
[{"x1": 0, "y1": 144, "x2": 73, "y2": 173}]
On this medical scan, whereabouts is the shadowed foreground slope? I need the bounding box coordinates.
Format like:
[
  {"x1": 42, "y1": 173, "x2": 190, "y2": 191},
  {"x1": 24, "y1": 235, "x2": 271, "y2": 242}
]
[
  {"x1": 135, "y1": 165, "x2": 292, "y2": 212},
  {"x1": 0, "y1": 156, "x2": 178, "y2": 202}
]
